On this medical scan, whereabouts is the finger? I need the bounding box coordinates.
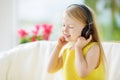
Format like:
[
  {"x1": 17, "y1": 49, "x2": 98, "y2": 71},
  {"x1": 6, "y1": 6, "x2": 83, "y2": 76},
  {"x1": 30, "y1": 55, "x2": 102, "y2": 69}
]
[
  {"x1": 62, "y1": 36, "x2": 66, "y2": 41},
  {"x1": 58, "y1": 36, "x2": 63, "y2": 42},
  {"x1": 79, "y1": 37, "x2": 86, "y2": 41},
  {"x1": 87, "y1": 35, "x2": 92, "y2": 42}
]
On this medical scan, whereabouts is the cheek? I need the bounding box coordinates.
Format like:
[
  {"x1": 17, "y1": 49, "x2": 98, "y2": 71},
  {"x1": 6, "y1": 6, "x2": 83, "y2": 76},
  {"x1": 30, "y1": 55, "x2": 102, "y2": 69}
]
[
  {"x1": 70, "y1": 30, "x2": 81, "y2": 39},
  {"x1": 72, "y1": 28, "x2": 82, "y2": 36},
  {"x1": 72, "y1": 32, "x2": 80, "y2": 38},
  {"x1": 70, "y1": 27, "x2": 83, "y2": 40}
]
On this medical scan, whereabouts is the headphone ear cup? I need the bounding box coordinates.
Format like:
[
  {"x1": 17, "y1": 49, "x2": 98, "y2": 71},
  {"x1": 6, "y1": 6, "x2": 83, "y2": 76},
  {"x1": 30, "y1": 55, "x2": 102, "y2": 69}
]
[
  {"x1": 81, "y1": 26, "x2": 89, "y2": 39},
  {"x1": 81, "y1": 25, "x2": 93, "y2": 39}
]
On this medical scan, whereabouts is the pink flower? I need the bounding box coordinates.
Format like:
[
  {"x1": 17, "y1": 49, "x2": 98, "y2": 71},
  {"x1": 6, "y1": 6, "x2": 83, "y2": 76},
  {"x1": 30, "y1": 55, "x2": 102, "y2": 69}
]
[
  {"x1": 42, "y1": 23, "x2": 53, "y2": 40},
  {"x1": 41, "y1": 33, "x2": 50, "y2": 40},
  {"x1": 18, "y1": 29, "x2": 28, "y2": 38},
  {"x1": 36, "y1": 24, "x2": 40, "y2": 31},
  {"x1": 42, "y1": 23, "x2": 53, "y2": 34},
  {"x1": 32, "y1": 24, "x2": 41, "y2": 36}
]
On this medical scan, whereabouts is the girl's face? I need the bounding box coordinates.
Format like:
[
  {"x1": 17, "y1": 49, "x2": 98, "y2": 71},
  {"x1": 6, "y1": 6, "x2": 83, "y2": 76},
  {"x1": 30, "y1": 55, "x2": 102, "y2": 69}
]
[{"x1": 62, "y1": 13, "x2": 85, "y2": 42}]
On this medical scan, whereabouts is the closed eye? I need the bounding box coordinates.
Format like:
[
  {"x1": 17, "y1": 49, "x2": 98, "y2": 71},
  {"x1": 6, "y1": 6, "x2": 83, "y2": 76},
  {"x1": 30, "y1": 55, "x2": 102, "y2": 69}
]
[
  {"x1": 62, "y1": 24, "x2": 74, "y2": 29},
  {"x1": 68, "y1": 25, "x2": 74, "y2": 29}
]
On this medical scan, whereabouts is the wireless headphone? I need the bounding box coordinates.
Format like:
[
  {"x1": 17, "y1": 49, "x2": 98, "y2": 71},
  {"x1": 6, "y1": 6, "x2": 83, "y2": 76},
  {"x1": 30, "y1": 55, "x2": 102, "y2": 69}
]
[{"x1": 67, "y1": 4, "x2": 94, "y2": 39}]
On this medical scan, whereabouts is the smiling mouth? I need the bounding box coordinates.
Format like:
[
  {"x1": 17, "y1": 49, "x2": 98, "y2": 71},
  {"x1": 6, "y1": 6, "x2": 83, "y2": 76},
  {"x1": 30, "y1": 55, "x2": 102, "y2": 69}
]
[{"x1": 63, "y1": 34, "x2": 71, "y2": 38}]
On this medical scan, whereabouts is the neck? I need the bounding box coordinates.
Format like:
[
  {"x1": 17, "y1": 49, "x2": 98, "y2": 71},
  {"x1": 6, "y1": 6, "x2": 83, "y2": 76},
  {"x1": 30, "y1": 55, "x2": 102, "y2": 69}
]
[{"x1": 68, "y1": 41, "x2": 76, "y2": 50}]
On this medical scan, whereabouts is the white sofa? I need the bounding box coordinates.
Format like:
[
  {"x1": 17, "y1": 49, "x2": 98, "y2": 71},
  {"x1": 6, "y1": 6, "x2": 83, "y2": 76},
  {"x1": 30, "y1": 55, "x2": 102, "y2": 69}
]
[{"x1": 0, "y1": 41, "x2": 120, "y2": 80}]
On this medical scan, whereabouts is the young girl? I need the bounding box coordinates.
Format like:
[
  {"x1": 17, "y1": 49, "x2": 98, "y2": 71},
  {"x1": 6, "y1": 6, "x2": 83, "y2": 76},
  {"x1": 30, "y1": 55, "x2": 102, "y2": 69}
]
[{"x1": 47, "y1": 4, "x2": 107, "y2": 80}]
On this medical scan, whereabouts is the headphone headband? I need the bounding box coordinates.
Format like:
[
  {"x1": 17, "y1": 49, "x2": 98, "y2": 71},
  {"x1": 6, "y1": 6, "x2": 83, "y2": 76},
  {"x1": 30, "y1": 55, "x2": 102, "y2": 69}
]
[
  {"x1": 67, "y1": 4, "x2": 93, "y2": 26},
  {"x1": 79, "y1": 4, "x2": 93, "y2": 25}
]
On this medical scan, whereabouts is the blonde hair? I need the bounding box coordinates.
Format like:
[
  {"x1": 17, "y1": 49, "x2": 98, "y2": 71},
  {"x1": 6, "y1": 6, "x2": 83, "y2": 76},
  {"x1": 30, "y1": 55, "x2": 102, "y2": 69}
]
[{"x1": 65, "y1": 4, "x2": 108, "y2": 78}]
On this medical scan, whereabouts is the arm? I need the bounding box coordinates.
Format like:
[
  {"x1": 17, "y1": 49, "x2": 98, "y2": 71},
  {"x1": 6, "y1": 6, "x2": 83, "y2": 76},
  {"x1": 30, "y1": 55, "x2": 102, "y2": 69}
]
[
  {"x1": 47, "y1": 36, "x2": 67, "y2": 73},
  {"x1": 74, "y1": 36, "x2": 100, "y2": 78}
]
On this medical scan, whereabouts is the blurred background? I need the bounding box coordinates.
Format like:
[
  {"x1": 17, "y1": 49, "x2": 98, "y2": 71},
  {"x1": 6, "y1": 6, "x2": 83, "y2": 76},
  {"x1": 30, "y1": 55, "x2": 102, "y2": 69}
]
[{"x1": 0, "y1": 0, "x2": 120, "y2": 52}]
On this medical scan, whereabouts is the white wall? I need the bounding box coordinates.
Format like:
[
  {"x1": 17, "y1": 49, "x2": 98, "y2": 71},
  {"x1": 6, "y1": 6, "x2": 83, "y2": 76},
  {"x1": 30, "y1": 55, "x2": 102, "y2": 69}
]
[{"x1": 0, "y1": 0, "x2": 16, "y2": 52}]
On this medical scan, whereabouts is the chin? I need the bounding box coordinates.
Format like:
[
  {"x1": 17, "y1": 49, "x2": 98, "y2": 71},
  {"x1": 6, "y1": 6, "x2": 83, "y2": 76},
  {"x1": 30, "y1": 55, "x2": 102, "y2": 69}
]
[
  {"x1": 70, "y1": 39, "x2": 77, "y2": 42},
  {"x1": 65, "y1": 38, "x2": 70, "y2": 42}
]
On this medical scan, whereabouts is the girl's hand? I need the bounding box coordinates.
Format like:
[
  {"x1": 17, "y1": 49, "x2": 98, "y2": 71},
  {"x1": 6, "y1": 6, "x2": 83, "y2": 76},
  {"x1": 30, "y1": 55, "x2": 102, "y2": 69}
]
[
  {"x1": 75, "y1": 35, "x2": 92, "y2": 49},
  {"x1": 57, "y1": 35, "x2": 68, "y2": 47}
]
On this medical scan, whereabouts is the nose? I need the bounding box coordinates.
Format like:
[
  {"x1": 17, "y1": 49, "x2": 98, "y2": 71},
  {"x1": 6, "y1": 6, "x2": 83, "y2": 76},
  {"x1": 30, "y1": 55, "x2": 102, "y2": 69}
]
[
  {"x1": 62, "y1": 26, "x2": 68, "y2": 34},
  {"x1": 62, "y1": 26, "x2": 68, "y2": 33}
]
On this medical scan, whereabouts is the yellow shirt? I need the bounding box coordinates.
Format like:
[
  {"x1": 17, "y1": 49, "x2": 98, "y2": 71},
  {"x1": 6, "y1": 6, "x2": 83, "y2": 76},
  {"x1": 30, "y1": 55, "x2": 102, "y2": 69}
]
[{"x1": 62, "y1": 42, "x2": 106, "y2": 80}]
